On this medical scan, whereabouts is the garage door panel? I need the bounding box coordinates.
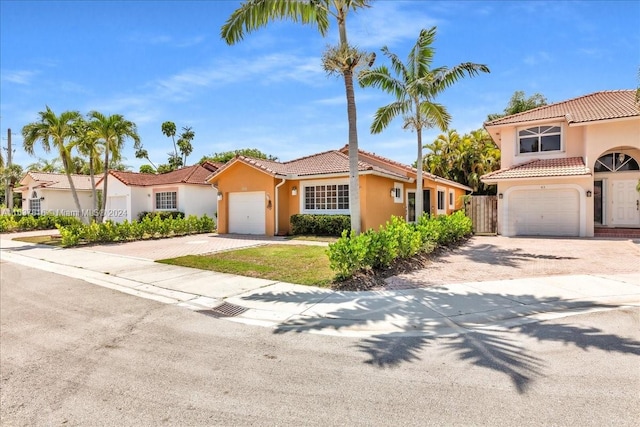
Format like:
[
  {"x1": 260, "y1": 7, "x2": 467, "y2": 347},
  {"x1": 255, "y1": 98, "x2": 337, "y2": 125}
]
[
  {"x1": 507, "y1": 188, "x2": 579, "y2": 237},
  {"x1": 228, "y1": 192, "x2": 266, "y2": 235}
]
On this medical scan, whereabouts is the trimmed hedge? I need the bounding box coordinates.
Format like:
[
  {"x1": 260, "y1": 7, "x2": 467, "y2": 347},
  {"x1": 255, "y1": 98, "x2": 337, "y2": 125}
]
[
  {"x1": 0, "y1": 214, "x2": 82, "y2": 233},
  {"x1": 290, "y1": 214, "x2": 351, "y2": 236},
  {"x1": 327, "y1": 211, "x2": 472, "y2": 280},
  {"x1": 57, "y1": 214, "x2": 216, "y2": 247},
  {"x1": 137, "y1": 211, "x2": 185, "y2": 221}
]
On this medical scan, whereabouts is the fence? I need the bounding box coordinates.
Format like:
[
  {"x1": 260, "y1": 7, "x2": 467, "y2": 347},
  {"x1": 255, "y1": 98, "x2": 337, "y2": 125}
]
[{"x1": 465, "y1": 195, "x2": 497, "y2": 235}]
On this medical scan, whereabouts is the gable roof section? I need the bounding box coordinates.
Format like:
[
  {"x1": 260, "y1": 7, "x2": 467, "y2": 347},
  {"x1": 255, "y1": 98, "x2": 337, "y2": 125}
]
[
  {"x1": 208, "y1": 146, "x2": 473, "y2": 191},
  {"x1": 106, "y1": 161, "x2": 220, "y2": 187},
  {"x1": 18, "y1": 172, "x2": 96, "y2": 191},
  {"x1": 481, "y1": 157, "x2": 591, "y2": 182},
  {"x1": 484, "y1": 90, "x2": 639, "y2": 127},
  {"x1": 209, "y1": 149, "x2": 410, "y2": 182}
]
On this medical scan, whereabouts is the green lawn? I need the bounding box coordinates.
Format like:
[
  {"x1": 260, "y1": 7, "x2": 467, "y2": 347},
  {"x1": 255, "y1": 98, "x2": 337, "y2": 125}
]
[
  {"x1": 158, "y1": 244, "x2": 335, "y2": 287},
  {"x1": 12, "y1": 235, "x2": 63, "y2": 247}
]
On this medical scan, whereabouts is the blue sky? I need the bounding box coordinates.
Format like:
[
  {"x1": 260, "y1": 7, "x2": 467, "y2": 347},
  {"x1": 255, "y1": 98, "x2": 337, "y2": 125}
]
[{"x1": 1, "y1": 0, "x2": 639, "y2": 171}]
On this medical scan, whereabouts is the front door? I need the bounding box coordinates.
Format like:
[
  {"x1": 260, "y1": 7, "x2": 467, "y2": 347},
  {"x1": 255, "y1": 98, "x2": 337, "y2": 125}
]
[
  {"x1": 407, "y1": 189, "x2": 431, "y2": 222},
  {"x1": 611, "y1": 180, "x2": 640, "y2": 226},
  {"x1": 594, "y1": 180, "x2": 603, "y2": 224}
]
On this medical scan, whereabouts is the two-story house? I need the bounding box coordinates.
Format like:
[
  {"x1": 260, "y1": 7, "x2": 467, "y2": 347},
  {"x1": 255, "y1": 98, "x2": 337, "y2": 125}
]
[{"x1": 481, "y1": 90, "x2": 640, "y2": 237}]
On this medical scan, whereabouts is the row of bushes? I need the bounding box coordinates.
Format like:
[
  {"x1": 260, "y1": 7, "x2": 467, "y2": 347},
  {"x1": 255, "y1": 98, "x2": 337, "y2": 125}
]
[
  {"x1": 0, "y1": 214, "x2": 83, "y2": 233},
  {"x1": 137, "y1": 211, "x2": 185, "y2": 221},
  {"x1": 327, "y1": 211, "x2": 472, "y2": 280},
  {"x1": 290, "y1": 214, "x2": 350, "y2": 236},
  {"x1": 57, "y1": 214, "x2": 216, "y2": 247}
]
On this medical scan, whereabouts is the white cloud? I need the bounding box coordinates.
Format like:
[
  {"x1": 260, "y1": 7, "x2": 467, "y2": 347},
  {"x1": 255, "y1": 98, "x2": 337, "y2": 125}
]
[{"x1": 1, "y1": 69, "x2": 38, "y2": 85}]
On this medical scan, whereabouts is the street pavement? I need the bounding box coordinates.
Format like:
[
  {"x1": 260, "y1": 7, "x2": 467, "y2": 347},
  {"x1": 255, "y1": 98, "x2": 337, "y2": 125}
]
[{"x1": 1, "y1": 231, "x2": 638, "y2": 338}]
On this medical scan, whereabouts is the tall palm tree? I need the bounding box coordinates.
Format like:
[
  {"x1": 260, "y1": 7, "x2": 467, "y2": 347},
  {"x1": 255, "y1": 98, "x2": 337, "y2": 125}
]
[
  {"x1": 88, "y1": 111, "x2": 139, "y2": 222},
  {"x1": 22, "y1": 107, "x2": 86, "y2": 220},
  {"x1": 222, "y1": 0, "x2": 372, "y2": 234},
  {"x1": 359, "y1": 27, "x2": 489, "y2": 218},
  {"x1": 27, "y1": 157, "x2": 63, "y2": 172},
  {"x1": 72, "y1": 119, "x2": 104, "y2": 217}
]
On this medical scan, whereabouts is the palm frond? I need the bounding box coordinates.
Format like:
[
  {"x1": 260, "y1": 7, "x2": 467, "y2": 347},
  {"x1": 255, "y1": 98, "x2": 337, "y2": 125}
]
[{"x1": 371, "y1": 101, "x2": 409, "y2": 134}]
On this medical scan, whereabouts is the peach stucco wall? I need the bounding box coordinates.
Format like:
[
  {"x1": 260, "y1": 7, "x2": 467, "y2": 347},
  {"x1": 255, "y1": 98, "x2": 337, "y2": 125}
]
[{"x1": 211, "y1": 161, "x2": 470, "y2": 236}]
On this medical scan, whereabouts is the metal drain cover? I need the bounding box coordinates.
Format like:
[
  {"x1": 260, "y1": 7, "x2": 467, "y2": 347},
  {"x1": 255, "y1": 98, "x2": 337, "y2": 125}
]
[{"x1": 198, "y1": 302, "x2": 248, "y2": 318}]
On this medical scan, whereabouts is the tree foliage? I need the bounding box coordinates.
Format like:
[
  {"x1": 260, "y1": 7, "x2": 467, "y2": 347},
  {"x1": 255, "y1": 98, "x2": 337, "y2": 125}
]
[
  {"x1": 359, "y1": 27, "x2": 489, "y2": 216},
  {"x1": 486, "y1": 91, "x2": 547, "y2": 121},
  {"x1": 424, "y1": 128, "x2": 500, "y2": 194},
  {"x1": 135, "y1": 121, "x2": 195, "y2": 172},
  {"x1": 200, "y1": 148, "x2": 278, "y2": 164}
]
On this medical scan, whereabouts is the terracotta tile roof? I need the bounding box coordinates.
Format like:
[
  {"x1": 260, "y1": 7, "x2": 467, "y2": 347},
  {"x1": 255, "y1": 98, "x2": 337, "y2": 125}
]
[
  {"x1": 19, "y1": 172, "x2": 96, "y2": 191},
  {"x1": 108, "y1": 162, "x2": 220, "y2": 187},
  {"x1": 485, "y1": 90, "x2": 639, "y2": 126},
  {"x1": 211, "y1": 148, "x2": 410, "y2": 181},
  {"x1": 481, "y1": 157, "x2": 590, "y2": 181}
]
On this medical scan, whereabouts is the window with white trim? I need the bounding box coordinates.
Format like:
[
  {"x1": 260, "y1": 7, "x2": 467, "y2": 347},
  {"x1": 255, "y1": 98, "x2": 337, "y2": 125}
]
[
  {"x1": 449, "y1": 189, "x2": 455, "y2": 209},
  {"x1": 518, "y1": 125, "x2": 562, "y2": 154},
  {"x1": 393, "y1": 183, "x2": 404, "y2": 204},
  {"x1": 437, "y1": 190, "x2": 446, "y2": 213},
  {"x1": 29, "y1": 191, "x2": 41, "y2": 216},
  {"x1": 304, "y1": 184, "x2": 349, "y2": 211},
  {"x1": 155, "y1": 191, "x2": 177, "y2": 210}
]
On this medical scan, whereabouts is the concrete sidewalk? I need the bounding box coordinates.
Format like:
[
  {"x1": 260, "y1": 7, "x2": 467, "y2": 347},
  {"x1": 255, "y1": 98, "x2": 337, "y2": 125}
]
[{"x1": 1, "y1": 235, "x2": 639, "y2": 337}]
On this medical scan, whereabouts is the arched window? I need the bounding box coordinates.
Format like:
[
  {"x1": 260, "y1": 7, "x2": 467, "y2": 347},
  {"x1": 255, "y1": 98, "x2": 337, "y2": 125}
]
[
  {"x1": 31, "y1": 190, "x2": 38, "y2": 199},
  {"x1": 594, "y1": 152, "x2": 639, "y2": 173}
]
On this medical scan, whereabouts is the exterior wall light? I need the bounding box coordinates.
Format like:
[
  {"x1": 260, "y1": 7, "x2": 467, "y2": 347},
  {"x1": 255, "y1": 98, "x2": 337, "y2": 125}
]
[
  {"x1": 291, "y1": 186, "x2": 297, "y2": 196},
  {"x1": 498, "y1": 193, "x2": 503, "y2": 199},
  {"x1": 586, "y1": 190, "x2": 592, "y2": 197},
  {"x1": 40, "y1": 196, "x2": 45, "y2": 201},
  {"x1": 217, "y1": 192, "x2": 223, "y2": 201}
]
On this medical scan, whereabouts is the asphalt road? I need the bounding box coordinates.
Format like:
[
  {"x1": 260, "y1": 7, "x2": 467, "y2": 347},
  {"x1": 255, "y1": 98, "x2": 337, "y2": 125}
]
[{"x1": 1, "y1": 261, "x2": 639, "y2": 426}]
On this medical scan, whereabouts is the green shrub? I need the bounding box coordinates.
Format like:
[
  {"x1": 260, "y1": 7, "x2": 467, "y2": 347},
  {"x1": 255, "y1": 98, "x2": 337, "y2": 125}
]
[
  {"x1": 290, "y1": 214, "x2": 351, "y2": 236},
  {"x1": 0, "y1": 216, "x2": 19, "y2": 233},
  {"x1": 17, "y1": 215, "x2": 38, "y2": 231},
  {"x1": 137, "y1": 211, "x2": 185, "y2": 221},
  {"x1": 327, "y1": 212, "x2": 472, "y2": 280}
]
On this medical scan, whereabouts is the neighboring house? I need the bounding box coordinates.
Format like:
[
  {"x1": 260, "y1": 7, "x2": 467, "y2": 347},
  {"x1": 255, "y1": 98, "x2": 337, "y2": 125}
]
[
  {"x1": 97, "y1": 162, "x2": 221, "y2": 223},
  {"x1": 482, "y1": 90, "x2": 640, "y2": 237},
  {"x1": 206, "y1": 145, "x2": 471, "y2": 236},
  {"x1": 16, "y1": 172, "x2": 96, "y2": 217}
]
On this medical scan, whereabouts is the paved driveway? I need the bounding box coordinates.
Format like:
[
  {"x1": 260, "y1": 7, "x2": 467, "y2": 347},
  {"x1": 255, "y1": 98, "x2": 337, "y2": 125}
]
[{"x1": 386, "y1": 235, "x2": 640, "y2": 289}]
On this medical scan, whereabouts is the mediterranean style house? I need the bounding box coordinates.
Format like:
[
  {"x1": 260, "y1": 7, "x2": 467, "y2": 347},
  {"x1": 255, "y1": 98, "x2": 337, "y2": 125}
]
[
  {"x1": 16, "y1": 172, "x2": 96, "y2": 216},
  {"x1": 207, "y1": 145, "x2": 471, "y2": 236},
  {"x1": 97, "y1": 162, "x2": 220, "y2": 223},
  {"x1": 481, "y1": 90, "x2": 640, "y2": 237}
]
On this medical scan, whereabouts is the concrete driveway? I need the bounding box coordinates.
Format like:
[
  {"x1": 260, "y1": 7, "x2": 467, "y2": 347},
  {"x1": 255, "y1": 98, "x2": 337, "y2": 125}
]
[{"x1": 386, "y1": 235, "x2": 640, "y2": 289}]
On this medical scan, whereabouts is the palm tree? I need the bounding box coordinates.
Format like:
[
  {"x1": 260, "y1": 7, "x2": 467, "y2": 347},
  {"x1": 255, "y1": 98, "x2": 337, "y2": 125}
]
[
  {"x1": 88, "y1": 111, "x2": 139, "y2": 222},
  {"x1": 222, "y1": 0, "x2": 372, "y2": 234},
  {"x1": 72, "y1": 119, "x2": 104, "y2": 217},
  {"x1": 359, "y1": 27, "x2": 489, "y2": 218},
  {"x1": 27, "y1": 157, "x2": 63, "y2": 172},
  {"x1": 22, "y1": 107, "x2": 86, "y2": 220}
]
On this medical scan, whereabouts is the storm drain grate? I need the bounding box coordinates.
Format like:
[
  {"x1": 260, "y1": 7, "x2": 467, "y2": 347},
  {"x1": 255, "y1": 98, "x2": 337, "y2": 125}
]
[{"x1": 198, "y1": 302, "x2": 248, "y2": 318}]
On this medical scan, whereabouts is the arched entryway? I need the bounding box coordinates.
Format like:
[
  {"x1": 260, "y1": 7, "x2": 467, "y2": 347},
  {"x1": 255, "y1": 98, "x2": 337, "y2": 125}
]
[{"x1": 593, "y1": 148, "x2": 640, "y2": 228}]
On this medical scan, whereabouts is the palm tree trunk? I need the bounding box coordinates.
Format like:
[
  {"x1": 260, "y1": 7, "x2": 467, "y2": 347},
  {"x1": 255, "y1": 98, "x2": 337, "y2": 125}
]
[
  {"x1": 344, "y1": 68, "x2": 361, "y2": 234},
  {"x1": 89, "y1": 157, "x2": 97, "y2": 221},
  {"x1": 100, "y1": 143, "x2": 109, "y2": 223},
  {"x1": 62, "y1": 156, "x2": 86, "y2": 224},
  {"x1": 416, "y1": 127, "x2": 424, "y2": 219}
]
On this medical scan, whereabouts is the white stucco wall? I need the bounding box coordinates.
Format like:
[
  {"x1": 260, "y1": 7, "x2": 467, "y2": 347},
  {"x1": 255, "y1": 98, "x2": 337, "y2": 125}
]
[
  {"x1": 104, "y1": 178, "x2": 132, "y2": 222},
  {"x1": 179, "y1": 184, "x2": 217, "y2": 218}
]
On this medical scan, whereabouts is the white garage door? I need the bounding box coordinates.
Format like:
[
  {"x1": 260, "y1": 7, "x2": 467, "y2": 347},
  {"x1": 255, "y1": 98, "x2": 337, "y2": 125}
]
[
  {"x1": 507, "y1": 188, "x2": 580, "y2": 236},
  {"x1": 228, "y1": 192, "x2": 266, "y2": 234}
]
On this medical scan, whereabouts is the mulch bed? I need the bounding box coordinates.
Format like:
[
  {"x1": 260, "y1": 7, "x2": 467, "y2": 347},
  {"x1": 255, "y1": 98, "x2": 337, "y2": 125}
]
[{"x1": 330, "y1": 238, "x2": 469, "y2": 292}]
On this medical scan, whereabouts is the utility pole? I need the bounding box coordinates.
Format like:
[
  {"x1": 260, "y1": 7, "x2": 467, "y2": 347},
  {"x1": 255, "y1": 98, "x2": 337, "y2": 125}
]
[{"x1": 5, "y1": 128, "x2": 13, "y2": 211}]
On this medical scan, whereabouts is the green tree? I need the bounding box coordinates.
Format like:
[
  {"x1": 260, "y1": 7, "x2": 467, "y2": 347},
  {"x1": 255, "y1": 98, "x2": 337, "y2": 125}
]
[
  {"x1": 0, "y1": 163, "x2": 23, "y2": 209},
  {"x1": 222, "y1": 0, "x2": 372, "y2": 234},
  {"x1": 88, "y1": 111, "x2": 139, "y2": 222},
  {"x1": 22, "y1": 107, "x2": 86, "y2": 220},
  {"x1": 27, "y1": 157, "x2": 62, "y2": 172},
  {"x1": 486, "y1": 90, "x2": 547, "y2": 121},
  {"x1": 72, "y1": 118, "x2": 104, "y2": 216},
  {"x1": 359, "y1": 27, "x2": 489, "y2": 217},
  {"x1": 424, "y1": 128, "x2": 500, "y2": 194},
  {"x1": 139, "y1": 164, "x2": 155, "y2": 174},
  {"x1": 135, "y1": 122, "x2": 195, "y2": 171},
  {"x1": 200, "y1": 148, "x2": 278, "y2": 164}
]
